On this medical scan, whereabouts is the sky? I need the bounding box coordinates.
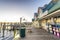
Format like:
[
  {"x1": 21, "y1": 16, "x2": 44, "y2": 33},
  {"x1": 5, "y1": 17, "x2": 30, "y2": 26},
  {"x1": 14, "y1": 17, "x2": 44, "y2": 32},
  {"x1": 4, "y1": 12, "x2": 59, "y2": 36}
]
[{"x1": 0, "y1": 0, "x2": 51, "y2": 22}]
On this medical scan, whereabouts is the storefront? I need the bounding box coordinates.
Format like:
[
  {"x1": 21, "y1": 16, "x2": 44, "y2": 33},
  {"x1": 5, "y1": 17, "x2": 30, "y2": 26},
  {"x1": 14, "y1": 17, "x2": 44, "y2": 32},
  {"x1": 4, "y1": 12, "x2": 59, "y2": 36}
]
[{"x1": 39, "y1": 9, "x2": 60, "y2": 38}]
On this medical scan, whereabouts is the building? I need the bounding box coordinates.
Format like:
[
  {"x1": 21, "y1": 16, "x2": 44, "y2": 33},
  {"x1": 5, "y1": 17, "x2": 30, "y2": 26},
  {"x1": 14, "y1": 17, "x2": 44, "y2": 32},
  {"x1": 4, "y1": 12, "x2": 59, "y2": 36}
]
[
  {"x1": 32, "y1": 12, "x2": 40, "y2": 28},
  {"x1": 33, "y1": 0, "x2": 60, "y2": 37},
  {"x1": 32, "y1": 0, "x2": 60, "y2": 36}
]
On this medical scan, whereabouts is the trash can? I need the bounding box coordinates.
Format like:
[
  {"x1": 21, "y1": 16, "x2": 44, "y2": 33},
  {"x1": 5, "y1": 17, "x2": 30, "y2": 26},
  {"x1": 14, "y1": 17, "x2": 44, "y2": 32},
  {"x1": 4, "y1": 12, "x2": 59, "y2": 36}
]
[{"x1": 20, "y1": 27, "x2": 26, "y2": 38}]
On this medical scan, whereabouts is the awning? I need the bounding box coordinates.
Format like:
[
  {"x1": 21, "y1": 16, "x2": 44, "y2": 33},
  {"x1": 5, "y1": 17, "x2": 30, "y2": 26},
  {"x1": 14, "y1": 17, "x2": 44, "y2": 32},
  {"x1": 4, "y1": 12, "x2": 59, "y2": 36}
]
[{"x1": 39, "y1": 9, "x2": 60, "y2": 20}]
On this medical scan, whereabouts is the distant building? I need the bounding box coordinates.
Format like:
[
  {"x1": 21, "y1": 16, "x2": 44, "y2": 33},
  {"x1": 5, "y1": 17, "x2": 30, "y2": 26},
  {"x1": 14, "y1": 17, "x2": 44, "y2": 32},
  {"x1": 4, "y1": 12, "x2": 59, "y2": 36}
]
[{"x1": 34, "y1": 13, "x2": 38, "y2": 20}]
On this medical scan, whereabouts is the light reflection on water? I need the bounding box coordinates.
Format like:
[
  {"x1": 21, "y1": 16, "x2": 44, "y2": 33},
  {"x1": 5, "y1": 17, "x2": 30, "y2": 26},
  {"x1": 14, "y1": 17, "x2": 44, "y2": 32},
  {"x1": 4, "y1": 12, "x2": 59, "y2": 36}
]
[{"x1": 0, "y1": 25, "x2": 20, "y2": 39}]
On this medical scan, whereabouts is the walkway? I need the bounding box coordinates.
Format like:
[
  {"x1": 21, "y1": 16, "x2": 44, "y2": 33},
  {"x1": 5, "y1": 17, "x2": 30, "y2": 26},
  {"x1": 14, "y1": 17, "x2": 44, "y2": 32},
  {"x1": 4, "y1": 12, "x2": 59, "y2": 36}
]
[
  {"x1": 0, "y1": 30, "x2": 14, "y2": 40},
  {"x1": 0, "y1": 27, "x2": 60, "y2": 40},
  {"x1": 21, "y1": 28, "x2": 60, "y2": 40}
]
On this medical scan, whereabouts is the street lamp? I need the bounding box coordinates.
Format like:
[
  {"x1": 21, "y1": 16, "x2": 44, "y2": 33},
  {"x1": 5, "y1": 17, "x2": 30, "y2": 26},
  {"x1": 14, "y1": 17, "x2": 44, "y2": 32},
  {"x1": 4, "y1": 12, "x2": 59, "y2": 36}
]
[
  {"x1": 20, "y1": 17, "x2": 22, "y2": 27},
  {"x1": 2, "y1": 23, "x2": 6, "y2": 37}
]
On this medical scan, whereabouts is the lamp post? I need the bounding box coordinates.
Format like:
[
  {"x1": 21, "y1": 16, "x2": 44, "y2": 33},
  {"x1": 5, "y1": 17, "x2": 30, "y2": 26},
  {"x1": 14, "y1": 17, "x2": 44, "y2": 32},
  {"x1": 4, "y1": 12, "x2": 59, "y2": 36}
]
[
  {"x1": 20, "y1": 17, "x2": 22, "y2": 27},
  {"x1": 0, "y1": 23, "x2": 1, "y2": 33},
  {"x1": 2, "y1": 23, "x2": 6, "y2": 37},
  {"x1": 20, "y1": 17, "x2": 27, "y2": 38}
]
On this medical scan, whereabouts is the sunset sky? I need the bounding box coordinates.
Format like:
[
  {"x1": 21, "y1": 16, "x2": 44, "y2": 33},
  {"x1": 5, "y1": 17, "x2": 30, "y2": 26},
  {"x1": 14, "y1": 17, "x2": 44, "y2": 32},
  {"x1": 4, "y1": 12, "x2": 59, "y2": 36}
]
[{"x1": 0, "y1": 0, "x2": 51, "y2": 22}]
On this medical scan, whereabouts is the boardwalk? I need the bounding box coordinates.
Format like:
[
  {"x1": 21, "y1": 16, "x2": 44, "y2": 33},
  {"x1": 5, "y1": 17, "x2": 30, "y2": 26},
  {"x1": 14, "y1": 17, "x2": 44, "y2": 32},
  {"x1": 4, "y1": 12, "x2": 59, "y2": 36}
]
[
  {"x1": 0, "y1": 27, "x2": 60, "y2": 40},
  {"x1": 21, "y1": 28, "x2": 60, "y2": 40}
]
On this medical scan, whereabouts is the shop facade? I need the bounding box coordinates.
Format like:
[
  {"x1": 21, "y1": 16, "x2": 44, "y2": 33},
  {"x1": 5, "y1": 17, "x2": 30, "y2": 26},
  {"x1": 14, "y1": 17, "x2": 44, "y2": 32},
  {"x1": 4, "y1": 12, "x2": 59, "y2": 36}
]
[{"x1": 38, "y1": 0, "x2": 60, "y2": 38}]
